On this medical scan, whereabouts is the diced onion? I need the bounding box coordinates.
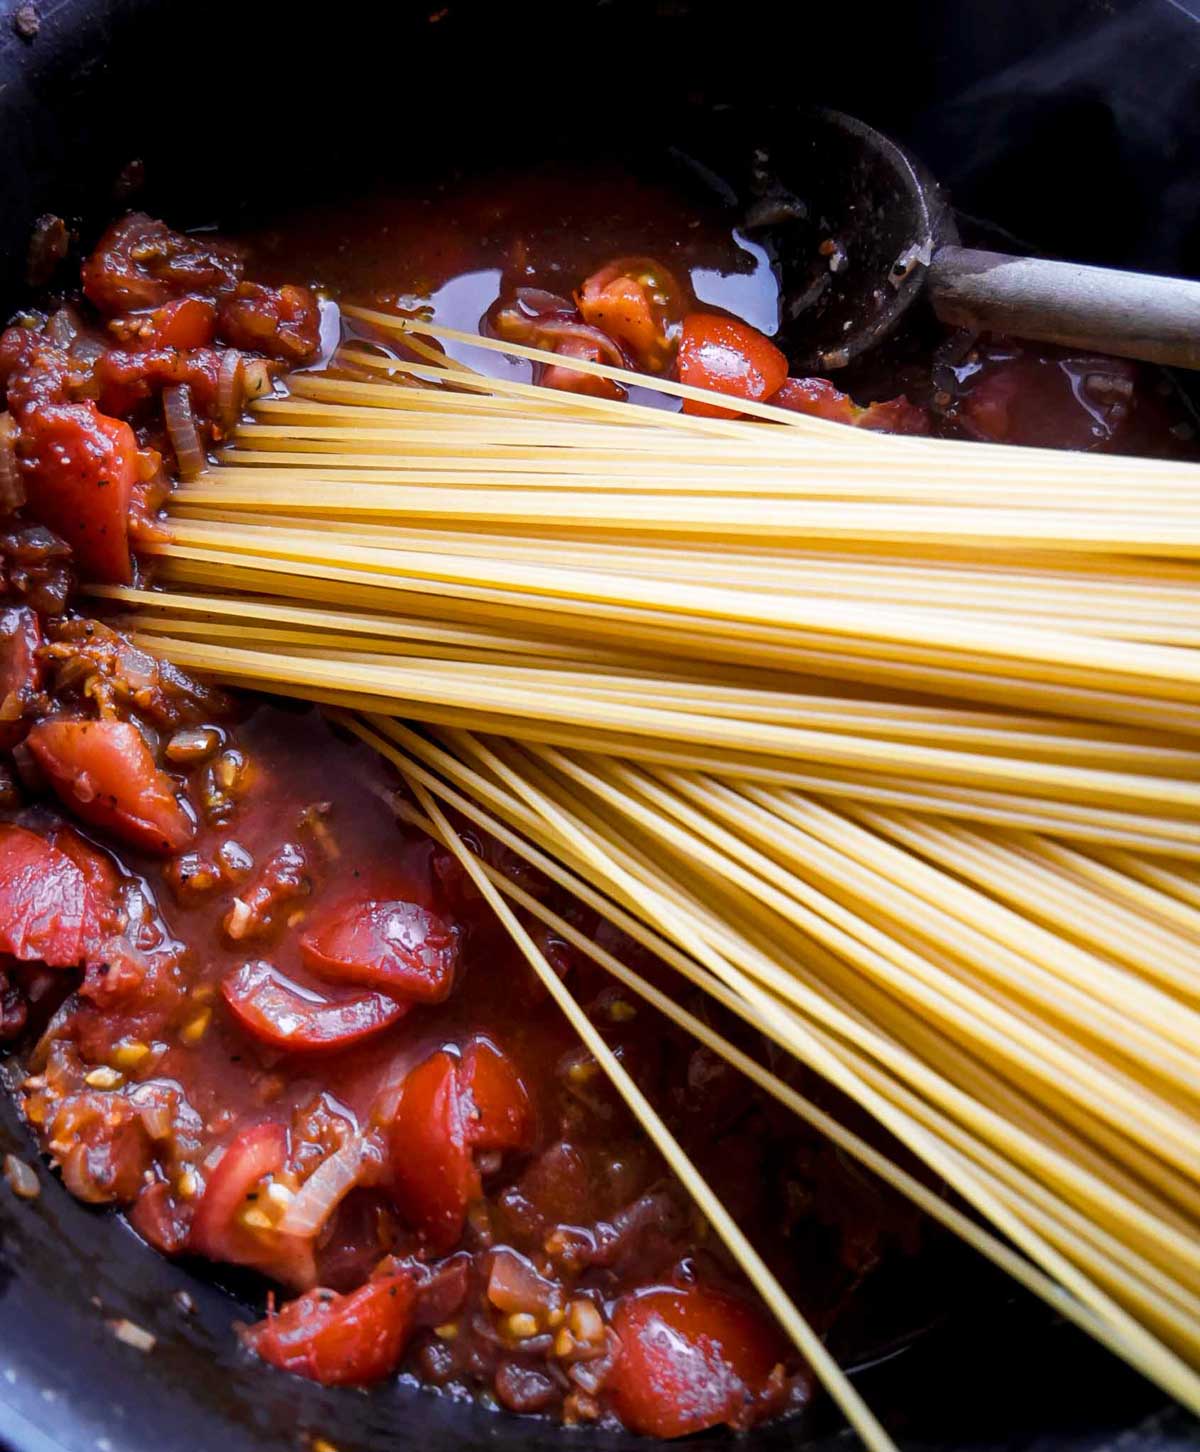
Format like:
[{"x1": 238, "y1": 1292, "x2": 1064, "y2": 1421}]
[
  {"x1": 0, "y1": 413, "x2": 26, "y2": 515},
  {"x1": 278, "y1": 1135, "x2": 363, "y2": 1236},
  {"x1": 162, "y1": 384, "x2": 206, "y2": 480},
  {"x1": 486, "y1": 1248, "x2": 561, "y2": 1316},
  {"x1": 241, "y1": 359, "x2": 274, "y2": 402}
]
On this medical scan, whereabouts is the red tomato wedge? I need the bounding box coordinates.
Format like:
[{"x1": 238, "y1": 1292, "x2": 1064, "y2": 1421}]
[
  {"x1": 460, "y1": 1037, "x2": 534, "y2": 1152},
  {"x1": 245, "y1": 1269, "x2": 419, "y2": 1385},
  {"x1": 541, "y1": 337, "x2": 625, "y2": 400},
  {"x1": 771, "y1": 377, "x2": 930, "y2": 435},
  {"x1": 19, "y1": 402, "x2": 138, "y2": 582},
  {"x1": 0, "y1": 824, "x2": 89, "y2": 967},
  {"x1": 607, "y1": 1285, "x2": 788, "y2": 1437},
  {"x1": 389, "y1": 1050, "x2": 478, "y2": 1253},
  {"x1": 678, "y1": 314, "x2": 788, "y2": 419},
  {"x1": 221, "y1": 960, "x2": 410, "y2": 1053},
  {"x1": 300, "y1": 899, "x2": 458, "y2": 1002},
  {"x1": 578, "y1": 257, "x2": 683, "y2": 373},
  {"x1": 0, "y1": 606, "x2": 42, "y2": 750},
  {"x1": 188, "y1": 1122, "x2": 315, "y2": 1289},
  {"x1": 26, "y1": 719, "x2": 195, "y2": 855},
  {"x1": 111, "y1": 297, "x2": 218, "y2": 352}
]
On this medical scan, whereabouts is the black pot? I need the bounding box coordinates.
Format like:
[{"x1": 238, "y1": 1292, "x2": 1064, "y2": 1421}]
[{"x1": 1, "y1": 3, "x2": 1198, "y2": 1449}]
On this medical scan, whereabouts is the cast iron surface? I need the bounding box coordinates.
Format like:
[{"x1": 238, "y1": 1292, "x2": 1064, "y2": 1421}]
[{"x1": 1, "y1": 1, "x2": 1200, "y2": 1448}]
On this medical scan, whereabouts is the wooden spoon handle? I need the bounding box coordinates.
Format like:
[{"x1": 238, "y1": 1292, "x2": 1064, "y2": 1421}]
[{"x1": 928, "y1": 245, "x2": 1200, "y2": 369}]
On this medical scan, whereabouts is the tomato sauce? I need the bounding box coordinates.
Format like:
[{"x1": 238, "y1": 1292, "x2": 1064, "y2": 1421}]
[{"x1": 0, "y1": 165, "x2": 1195, "y2": 1438}]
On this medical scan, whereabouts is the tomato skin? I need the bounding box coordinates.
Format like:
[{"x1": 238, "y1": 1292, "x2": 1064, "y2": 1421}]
[
  {"x1": 218, "y1": 283, "x2": 322, "y2": 364},
  {"x1": 389, "y1": 1050, "x2": 478, "y2": 1253},
  {"x1": 0, "y1": 606, "x2": 42, "y2": 749},
  {"x1": 188, "y1": 1121, "x2": 316, "y2": 1289},
  {"x1": 678, "y1": 314, "x2": 788, "y2": 419},
  {"x1": 221, "y1": 959, "x2": 410, "y2": 1053},
  {"x1": 300, "y1": 899, "x2": 458, "y2": 1002},
  {"x1": 460, "y1": 1037, "x2": 534, "y2": 1152},
  {"x1": 26, "y1": 718, "x2": 196, "y2": 855},
  {"x1": 771, "y1": 377, "x2": 930, "y2": 435},
  {"x1": 541, "y1": 338, "x2": 625, "y2": 400},
  {"x1": 0, "y1": 823, "x2": 89, "y2": 966},
  {"x1": 245, "y1": 1269, "x2": 419, "y2": 1385},
  {"x1": 606, "y1": 1285, "x2": 788, "y2": 1437},
  {"x1": 108, "y1": 297, "x2": 218, "y2": 352},
  {"x1": 578, "y1": 257, "x2": 682, "y2": 373},
  {"x1": 19, "y1": 402, "x2": 136, "y2": 582}
]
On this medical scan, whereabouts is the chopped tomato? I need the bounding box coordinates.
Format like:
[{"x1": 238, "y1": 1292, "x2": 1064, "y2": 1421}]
[
  {"x1": 541, "y1": 338, "x2": 626, "y2": 400},
  {"x1": 82, "y1": 214, "x2": 243, "y2": 315},
  {"x1": 460, "y1": 1037, "x2": 534, "y2": 1152},
  {"x1": 678, "y1": 314, "x2": 788, "y2": 419},
  {"x1": 218, "y1": 283, "x2": 322, "y2": 364},
  {"x1": 221, "y1": 959, "x2": 409, "y2": 1052},
  {"x1": 578, "y1": 257, "x2": 683, "y2": 373},
  {"x1": 389, "y1": 1050, "x2": 478, "y2": 1253},
  {"x1": 301, "y1": 899, "x2": 458, "y2": 1002},
  {"x1": 26, "y1": 718, "x2": 196, "y2": 854},
  {"x1": 245, "y1": 1268, "x2": 419, "y2": 1385},
  {"x1": 47, "y1": 822, "x2": 123, "y2": 950},
  {"x1": 188, "y1": 1122, "x2": 316, "y2": 1289},
  {"x1": 771, "y1": 377, "x2": 930, "y2": 435},
  {"x1": 18, "y1": 402, "x2": 136, "y2": 582},
  {"x1": 93, "y1": 346, "x2": 222, "y2": 417},
  {"x1": 0, "y1": 823, "x2": 89, "y2": 966},
  {"x1": 0, "y1": 606, "x2": 42, "y2": 749},
  {"x1": 606, "y1": 1285, "x2": 789, "y2": 1437},
  {"x1": 108, "y1": 297, "x2": 218, "y2": 352}
]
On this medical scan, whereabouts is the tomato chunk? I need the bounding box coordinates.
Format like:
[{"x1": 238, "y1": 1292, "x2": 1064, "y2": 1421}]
[
  {"x1": 771, "y1": 377, "x2": 930, "y2": 435},
  {"x1": 188, "y1": 1121, "x2": 316, "y2": 1289},
  {"x1": 0, "y1": 605, "x2": 42, "y2": 749},
  {"x1": 82, "y1": 214, "x2": 243, "y2": 315},
  {"x1": 19, "y1": 402, "x2": 136, "y2": 582},
  {"x1": 218, "y1": 283, "x2": 322, "y2": 364},
  {"x1": 578, "y1": 257, "x2": 683, "y2": 373},
  {"x1": 108, "y1": 297, "x2": 218, "y2": 352},
  {"x1": 541, "y1": 338, "x2": 625, "y2": 400},
  {"x1": 245, "y1": 1269, "x2": 419, "y2": 1385},
  {"x1": 678, "y1": 314, "x2": 788, "y2": 419},
  {"x1": 26, "y1": 718, "x2": 195, "y2": 855},
  {"x1": 607, "y1": 1285, "x2": 789, "y2": 1437},
  {"x1": 221, "y1": 959, "x2": 409, "y2": 1053},
  {"x1": 0, "y1": 823, "x2": 89, "y2": 966},
  {"x1": 389, "y1": 1050, "x2": 478, "y2": 1253},
  {"x1": 460, "y1": 1037, "x2": 534, "y2": 1152},
  {"x1": 301, "y1": 899, "x2": 458, "y2": 1002}
]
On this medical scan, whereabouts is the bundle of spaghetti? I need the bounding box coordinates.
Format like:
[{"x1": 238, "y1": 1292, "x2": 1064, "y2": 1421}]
[{"x1": 92, "y1": 313, "x2": 1200, "y2": 1429}]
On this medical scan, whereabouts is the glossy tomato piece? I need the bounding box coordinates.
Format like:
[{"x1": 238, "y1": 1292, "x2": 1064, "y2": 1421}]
[
  {"x1": 218, "y1": 282, "x2": 322, "y2": 364},
  {"x1": 389, "y1": 1050, "x2": 478, "y2": 1253},
  {"x1": 460, "y1": 1037, "x2": 534, "y2": 1152},
  {"x1": 301, "y1": 899, "x2": 458, "y2": 1002},
  {"x1": 188, "y1": 1122, "x2": 316, "y2": 1289},
  {"x1": 19, "y1": 401, "x2": 137, "y2": 582},
  {"x1": 245, "y1": 1269, "x2": 419, "y2": 1385},
  {"x1": 0, "y1": 606, "x2": 42, "y2": 749},
  {"x1": 82, "y1": 214, "x2": 243, "y2": 314},
  {"x1": 771, "y1": 377, "x2": 930, "y2": 435},
  {"x1": 541, "y1": 337, "x2": 625, "y2": 400},
  {"x1": 221, "y1": 960, "x2": 409, "y2": 1053},
  {"x1": 109, "y1": 297, "x2": 218, "y2": 352},
  {"x1": 678, "y1": 314, "x2": 788, "y2": 419},
  {"x1": 606, "y1": 1285, "x2": 789, "y2": 1437},
  {"x1": 578, "y1": 257, "x2": 683, "y2": 373},
  {"x1": 26, "y1": 718, "x2": 196, "y2": 855},
  {"x1": 0, "y1": 823, "x2": 89, "y2": 966}
]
